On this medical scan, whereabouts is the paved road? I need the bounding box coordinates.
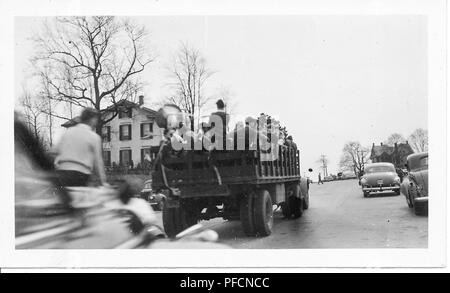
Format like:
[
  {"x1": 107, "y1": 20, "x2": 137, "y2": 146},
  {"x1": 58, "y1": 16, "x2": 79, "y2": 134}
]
[
  {"x1": 20, "y1": 179, "x2": 427, "y2": 249},
  {"x1": 154, "y1": 179, "x2": 428, "y2": 248}
]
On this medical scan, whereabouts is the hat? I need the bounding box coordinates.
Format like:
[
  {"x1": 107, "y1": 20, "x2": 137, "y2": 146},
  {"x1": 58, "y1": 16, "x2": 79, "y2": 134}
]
[
  {"x1": 245, "y1": 116, "x2": 256, "y2": 124},
  {"x1": 216, "y1": 99, "x2": 225, "y2": 109}
]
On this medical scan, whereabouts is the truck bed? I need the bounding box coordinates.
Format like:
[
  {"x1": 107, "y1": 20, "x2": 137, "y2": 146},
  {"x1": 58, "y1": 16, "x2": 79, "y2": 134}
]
[{"x1": 152, "y1": 147, "x2": 301, "y2": 191}]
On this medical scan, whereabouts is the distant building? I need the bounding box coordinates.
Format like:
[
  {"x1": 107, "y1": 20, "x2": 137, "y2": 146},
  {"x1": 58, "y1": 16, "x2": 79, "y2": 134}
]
[
  {"x1": 370, "y1": 141, "x2": 414, "y2": 168},
  {"x1": 61, "y1": 96, "x2": 163, "y2": 169}
]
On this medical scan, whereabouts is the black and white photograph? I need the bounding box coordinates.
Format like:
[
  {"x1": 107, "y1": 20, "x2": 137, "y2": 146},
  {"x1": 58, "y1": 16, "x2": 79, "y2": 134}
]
[{"x1": 0, "y1": 0, "x2": 447, "y2": 270}]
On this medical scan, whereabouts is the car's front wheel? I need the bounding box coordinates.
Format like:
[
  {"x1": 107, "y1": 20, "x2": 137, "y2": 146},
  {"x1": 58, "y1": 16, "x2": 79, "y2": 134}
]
[
  {"x1": 406, "y1": 192, "x2": 413, "y2": 208},
  {"x1": 363, "y1": 191, "x2": 369, "y2": 198},
  {"x1": 414, "y1": 200, "x2": 428, "y2": 215}
]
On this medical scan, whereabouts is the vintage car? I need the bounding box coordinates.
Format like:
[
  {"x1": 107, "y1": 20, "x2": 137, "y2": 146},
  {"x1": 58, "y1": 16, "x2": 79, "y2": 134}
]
[
  {"x1": 400, "y1": 152, "x2": 428, "y2": 215},
  {"x1": 140, "y1": 180, "x2": 166, "y2": 210},
  {"x1": 360, "y1": 162, "x2": 401, "y2": 197}
]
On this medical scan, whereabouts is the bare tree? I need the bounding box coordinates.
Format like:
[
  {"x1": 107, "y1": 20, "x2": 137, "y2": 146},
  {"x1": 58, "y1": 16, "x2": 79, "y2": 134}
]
[
  {"x1": 32, "y1": 16, "x2": 153, "y2": 134},
  {"x1": 385, "y1": 133, "x2": 406, "y2": 145},
  {"x1": 408, "y1": 128, "x2": 428, "y2": 152},
  {"x1": 38, "y1": 77, "x2": 57, "y2": 147},
  {"x1": 19, "y1": 90, "x2": 47, "y2": 145},
  {"x1": 339, "y1": 141, "x2": 370, "y2": 176},
  {"x1": 166, "y1": 43, "x2": 214, "y2": 130},
  {"x1": 316, "y1": 154, "x2": 329, "y2": 177}
]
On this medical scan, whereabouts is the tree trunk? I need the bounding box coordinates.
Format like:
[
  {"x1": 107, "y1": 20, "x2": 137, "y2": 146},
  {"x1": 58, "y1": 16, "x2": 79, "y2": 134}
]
[{"x1": 48, "y1": 100, "x2": 53, "y2": 147}]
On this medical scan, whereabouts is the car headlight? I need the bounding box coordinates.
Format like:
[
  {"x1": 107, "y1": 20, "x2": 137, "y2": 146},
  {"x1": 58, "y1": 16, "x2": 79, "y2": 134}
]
[
  {"x1": 394, "y1": 176, "x2": 401, "y2": 183},
  {"x1": 360, "y1": 177, "x2": 367, "y2": 184}
]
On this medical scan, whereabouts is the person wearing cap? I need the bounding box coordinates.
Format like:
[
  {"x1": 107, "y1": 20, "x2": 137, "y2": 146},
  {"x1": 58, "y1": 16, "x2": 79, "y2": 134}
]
[
  {"x1": 54, "y1": 107, "x2": 107, "y2": 190},
  {"x1": 285, "y1": 135, "x2": 298, "y2": 150}
]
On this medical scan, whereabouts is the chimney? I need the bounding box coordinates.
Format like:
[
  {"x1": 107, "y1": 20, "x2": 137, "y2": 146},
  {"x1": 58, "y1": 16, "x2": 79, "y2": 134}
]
[{"x1": 138, "y1": 95, "x2": 144, "y2": 106}]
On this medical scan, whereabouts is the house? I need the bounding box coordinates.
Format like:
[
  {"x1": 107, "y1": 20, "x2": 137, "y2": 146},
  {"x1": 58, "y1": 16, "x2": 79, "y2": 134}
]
[
  {"x1": 61, "y1": 96, "x2": 163, "y2": 169},
  {"x1": 370, "y1": 141, "x2": 414, "y2": 168}
]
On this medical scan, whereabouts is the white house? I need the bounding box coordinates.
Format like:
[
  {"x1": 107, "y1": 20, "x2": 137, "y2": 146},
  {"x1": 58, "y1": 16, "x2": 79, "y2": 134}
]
[{"x1": 62, "y1": 96, "x2": 163, "y2": 169}]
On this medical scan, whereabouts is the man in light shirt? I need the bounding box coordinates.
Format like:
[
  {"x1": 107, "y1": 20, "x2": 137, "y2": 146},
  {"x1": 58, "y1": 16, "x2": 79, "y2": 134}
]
[{"x1": 54, "y1": 108, "x2": 108, "y2": 196}]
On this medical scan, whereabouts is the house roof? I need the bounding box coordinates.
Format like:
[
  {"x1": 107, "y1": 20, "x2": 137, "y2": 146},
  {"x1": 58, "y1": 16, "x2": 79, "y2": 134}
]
[
  {"x1": 61, "y1": 101, "x2": 158, "y2": 128},
  {"x1": 61, "y1": 116, "x2": 81, "y2": 128},
  {"x1": 370, "y1": 141, "x2": 414, "y2": 160},
  {"x1": 371, "y1": 145, "x2": 395, "y2": 157},
  {"x1": 396, "y1": 142, "x2": 414, "y2": 154},
  {"x1": 103, "y1": 99, "x2": 158, "y2": 115}
]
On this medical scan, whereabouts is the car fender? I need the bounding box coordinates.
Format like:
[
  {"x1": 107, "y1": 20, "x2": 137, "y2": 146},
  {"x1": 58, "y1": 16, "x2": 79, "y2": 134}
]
[{"x1": 400, "y1": 177, "x2": 410, "y2": 196}]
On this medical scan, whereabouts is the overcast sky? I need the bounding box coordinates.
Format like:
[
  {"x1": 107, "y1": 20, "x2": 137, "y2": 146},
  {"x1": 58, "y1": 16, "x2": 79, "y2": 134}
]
[{"x1": 15, "y1": 15, "x2": 427, "y2": 176}]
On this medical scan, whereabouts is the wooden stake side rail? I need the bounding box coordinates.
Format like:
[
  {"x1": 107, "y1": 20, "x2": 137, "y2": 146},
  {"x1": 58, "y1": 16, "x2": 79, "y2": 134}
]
[{"x1": 154, "y1": 147, "x2": 302, "y2": 189}]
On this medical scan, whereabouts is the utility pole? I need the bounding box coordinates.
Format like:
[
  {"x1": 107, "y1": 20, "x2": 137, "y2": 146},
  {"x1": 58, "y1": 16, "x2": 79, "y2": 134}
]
[{"x1": 319, "y1": 154, "x2": 328, "y2": 177}]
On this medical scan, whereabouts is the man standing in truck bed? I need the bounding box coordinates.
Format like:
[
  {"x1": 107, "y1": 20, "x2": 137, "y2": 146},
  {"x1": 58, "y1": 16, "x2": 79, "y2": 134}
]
[
  {"x1": 285, "y1": 135, "x2": 298, "y2": 150},
  {"x1": 209, "y1": 99, "x2": 230, "y2": 150}
]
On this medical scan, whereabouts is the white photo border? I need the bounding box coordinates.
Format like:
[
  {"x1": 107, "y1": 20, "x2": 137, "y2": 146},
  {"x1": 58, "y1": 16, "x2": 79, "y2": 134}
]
[{"x1": 0, "y1": 0, "x2": 446, "y2": 269}]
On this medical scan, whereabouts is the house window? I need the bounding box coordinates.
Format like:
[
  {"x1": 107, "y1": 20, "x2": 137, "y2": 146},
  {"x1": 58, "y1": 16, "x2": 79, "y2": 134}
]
[
  {"x1": 141, "y1": 148, "x2": 152, "y2": 164},
  {"x1": 118, "y1": 108, "x2": 132, "y2": 119},
  {"x1": 119, "y1": 124, "x2": 132, "y2": 141},
  {"x1": 102, "y1": 150, "x2": 111, "y2": 167},
  {"x1": 119, "y1": 149, "x2": 132, "y2": 166},
  {"x1": 102, "y1": 126, "x2": 111, "y2": 142},
  {"x1": 140, "y1": 122, "x2": 154, "y2": 139}
]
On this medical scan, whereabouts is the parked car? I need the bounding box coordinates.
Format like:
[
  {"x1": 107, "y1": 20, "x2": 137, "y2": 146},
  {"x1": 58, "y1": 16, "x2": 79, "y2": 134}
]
[
  {"x1": 400, "y1": 152, "x2": 428, "y2": 215},
  {"x1": 344, "y1": 172, "x2": 357, "y2": 180},
  {"x1": 140, "y1": 180, "x2": 166, "y2": 211},
  {"x1": 360, "y1": 162, "x2": 401, "y2": 197}
]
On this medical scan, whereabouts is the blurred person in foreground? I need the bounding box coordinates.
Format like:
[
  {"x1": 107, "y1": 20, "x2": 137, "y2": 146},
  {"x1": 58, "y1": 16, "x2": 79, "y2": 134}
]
[{"x1": 53, "y1": 108, "x2": 108, "y2": 206}]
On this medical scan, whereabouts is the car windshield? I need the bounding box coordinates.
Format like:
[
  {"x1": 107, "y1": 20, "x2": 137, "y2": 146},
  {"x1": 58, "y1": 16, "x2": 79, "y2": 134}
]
[
  {"x1": 410, "y1": 156, "x2": 428, "y2": 171},
  {"x1": 419, "y1": 157, "x2": 428, "y2": 168},
  {"x1": 364, "y1": 165, "x2": 395, "y2": 174},
  {"x1": 144, "y1": 182, "x2": 152, "y2": 189}
]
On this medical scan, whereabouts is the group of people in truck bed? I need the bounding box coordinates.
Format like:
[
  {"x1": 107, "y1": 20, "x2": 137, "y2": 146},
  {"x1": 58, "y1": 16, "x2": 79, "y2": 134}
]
[{"x1": 160, "y1": 99, "x2": 298, "y2": 154}]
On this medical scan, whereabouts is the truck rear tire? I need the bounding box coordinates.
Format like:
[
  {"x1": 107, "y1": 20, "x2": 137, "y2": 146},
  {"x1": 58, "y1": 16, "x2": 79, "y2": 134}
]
[
  {"x1": 253, "y1": 189, "x2": 274, "y2": 236},
  {"x1": 288, "y1": 183, "x2": 303, "y2": 218},
  {"x1": 300, "y1": 179, "x2": 310, "y2": 210},
  {"x1": 413, "y1": 200, "x2": 428, "y2": 216},
  {"x1": 162, "y1": 203, "x2": 198, "y2": 238},
  {"x1": 240, "y1": 192, "x2": 256, "y2": 236},
  {"x1": 292, "y1": 196, "x2": 304, "y2": 218},
  {"x1": 162, "y1": 206, "x2": 182, "y2": 238},
  {"x1": 292, "y1": 184, "x2": 304, "y2": 219},
  {"x1": 303, "y1": 188, "x2": 310, "y2": 210},
  {"x1": 281, "y1": 201, "x2": 291, "y2": 219},
  {"x1": 406, "y1": 192, "x2": 413, "y2": 208}
]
